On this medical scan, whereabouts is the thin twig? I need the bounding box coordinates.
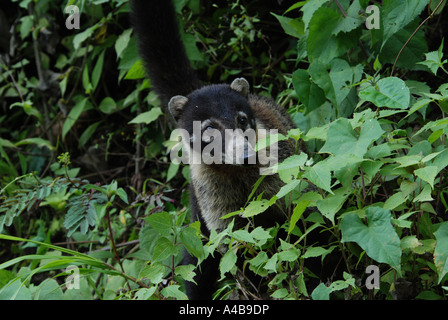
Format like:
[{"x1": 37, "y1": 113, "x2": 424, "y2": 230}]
[
  {"x1": 105, "y1": 208, "x2": 132, "y2": 292},
  {"x1": 333, "y1": 0, "x2": 347, "y2": 17},
  {"x1": 390, "y1": 0, "x2": 445, "y2": 76},
  {"x1": 0, "y1": 58, "x2": 25, "y2": 103}
]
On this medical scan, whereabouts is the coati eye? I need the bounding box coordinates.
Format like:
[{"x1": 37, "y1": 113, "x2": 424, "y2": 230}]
[{"x1": 238, "y1": 116, "x2": 248, "y2": 126}]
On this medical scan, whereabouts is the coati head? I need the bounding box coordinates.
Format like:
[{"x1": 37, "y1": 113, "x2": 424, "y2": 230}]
[{"x1": 168, "y1": 78, "x2": 257, "y2": 166}]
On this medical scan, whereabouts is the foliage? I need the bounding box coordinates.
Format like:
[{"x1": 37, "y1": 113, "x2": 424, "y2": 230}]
[{"x1": 0, "y1": 0, "x2": 448, "y2": 300}]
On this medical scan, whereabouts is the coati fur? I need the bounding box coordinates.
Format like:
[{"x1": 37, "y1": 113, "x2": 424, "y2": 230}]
[{"x1": 130, "y1": 0, "x2": 309, "y2": 299}]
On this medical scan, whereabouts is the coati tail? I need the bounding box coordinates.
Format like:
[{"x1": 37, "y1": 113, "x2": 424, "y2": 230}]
[{"x1": 130, "y1": 0, "x2": 201, "y2": 107}]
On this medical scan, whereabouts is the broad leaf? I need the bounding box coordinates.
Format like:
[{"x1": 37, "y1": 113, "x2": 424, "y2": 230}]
[
  {"x1": 152, "y1": 237, "x2": 177, "y2": 262},
  {"x1": 292, "y1": 69, "x2": 326, "y2": 113},
  {"x1": 219, "y1": 248, "x2": 237, "y2": 279},
  {"x1": 414, "y1": 166, "x2": 438, "y2": 189},
  {"x1": 434, "y1": 222, "x2": 448, "y2": 283},
  {"x1": 160, "y1": 285, "x2": 188, "y2": 300},
  {"x1": 316, "y1": 188, "x2": 349, "y2": 224},
  {"x1": 359, "y1": 77, "x2": 410, "y2": 109},
  {"x1": 129, "y1": 107, "x2": 163, "y2": 124},
  {"x1": 145, "y1": 211, "x2": 172, "y2": 234},
  {"x1": 341, "y1": 207, "x2": 402, "y2": 273},
  {"x1": 179, "y1": 226, "x2": 205, "y2": 261},
  {"x1": 418, "y1": 41, "x2": 447, "y2": 75},
  {"x1": 320, "y1": 118, "x2": 384, "y2": 157},
  {"x1": 304, "y1": 161, "x2": 332, "y2": 194},
  {"x1": 381, "y1": 0, "x2": 429, "y2": 50}
]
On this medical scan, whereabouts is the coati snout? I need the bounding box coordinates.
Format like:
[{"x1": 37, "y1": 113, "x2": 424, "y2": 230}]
[{"x1": 202, "y1": 127, "x2": 257, "y2": 166}]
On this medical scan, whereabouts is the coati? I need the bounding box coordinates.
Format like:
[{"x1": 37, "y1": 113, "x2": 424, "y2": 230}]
[{"x1": 131, "y1": 0, "x2": 304, "y2": 299}]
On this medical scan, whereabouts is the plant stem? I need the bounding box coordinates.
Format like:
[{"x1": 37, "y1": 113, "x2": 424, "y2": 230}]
[
  {"x1": 390, "y1": 0, "x2": 446, "y2": 76},
  {"x1": 105, "y1": 205, "x2": 132, "y2": 292}
]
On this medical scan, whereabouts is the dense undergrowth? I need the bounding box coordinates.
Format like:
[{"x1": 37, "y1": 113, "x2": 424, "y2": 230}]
[{"x1": 0, "y1": 0, "x2": 448, "y2": 300}]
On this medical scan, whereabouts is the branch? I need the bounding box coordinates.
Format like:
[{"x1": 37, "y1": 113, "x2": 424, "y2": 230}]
[{"x1": 390, "y1": 0, "x2": 445, "y2": 76}]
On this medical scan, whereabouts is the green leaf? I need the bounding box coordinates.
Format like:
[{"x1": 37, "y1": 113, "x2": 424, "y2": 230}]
[
  {"x1": 62, "y1": 98, "x2": 89, "y2": 140},
  {"x1": 91, "y1": 51, "x2": 105, "y2": 91},
  {"x1": 73, "y1": 24, "x2": 97, "y2": 50},
  {"x1": 19, "y1": 15, "x2": 33, "y2": 40},
  {"x1": 418, "y1": 40, "x2": 447, "y2": 75},
  {"x1": 289, "y1": 199, "x2": 310, "y2": 234},
  {"x1": 307, "y1": 7, "x2": 343, "y2": 63},
  {"x1": 302, "y1": 246, "x2": 333, "y2": 260},
  {"x1": 320, "y1": 118, "x2": 384, "y2": 158},
  {"x1": 332, "y1": 0, "x2": 362, "y2": 35},
  {"x1": 278, "y1": 245, "x2": 300, "y2": 262},
  {"x1": 308, "y1": 59, "x2": 356, "y2": 110},
  {"x1": 219, "y1": 248, "x2": 237, "y2": 279},
  {"x1": 384, "y1": 192, "x2": 408, "y2": 210},
  {"x1": 35, "y1": 279, "x2": 64, "y2": 300},
  {"x1": 434, "y1": 222, "x2": 448, "y2": 283},
  {"x1": 145, "y1": 212, "x2": 173, "y2": 234},
  {"x1": 115, "y1": 28, "x2": 133, "y2": 59},
  {"x1": 250, "y1": 227, "x2": 272, "y2": 246},
  {"x1": 304, "y1": 161, "x2": 332, "y2": 194},
  {"x1": 0, "y1": 278, "x2": 32, "y2": 300},
  {"x1": 311, "y1": 283, "x2": 332, "y2": 300},
  {"x1": 316, "y1": 188, "x2": 349, "y2": 224},
  {"x1": 139, "y1": 262, "x2": 168, "y2": 284},
  {"x1": 380, "y1": 22, "x2": 428, "y2": 71},
  {"x1": 381, "y1": 0, "x2": 429, "y2": 50},
  {"x1": 359, "y1": 77, "x2": 410, "y2": 109},
  {"x1": 125, "y1": 59, "x2": 147, "y2": 80},
  {"x1": 292, "y1": 69, "x2": 326, "y2": 113},
  {"x1": 175, "y1": 264, "x2": 197, "y2": 283},
  {"x1": 152, "y1": 237, "x2": 177, "y2": 262},
  {"x1": 271, "y1": 288, "x2": 289, "y2": 299},
  {"x1": 255, "y1": 132, "x2": 287, "y2": 152},
  {"x1": 264, "y1": 253, "x2": 278, "y2": 272},
  {"x1": 401, "y1": 235, "x2": 423, "y2": 251},
  {"x1": 116, "y1": 187, "x2": 129, "y2": 204},
  {"x1": 413, "y1": 184, "x2": 434, "y2": 203},
  {"x1": 400, "y1": 180, "x2": 419, "y2": 198},
  {"x1": 166, "y1": 162, "x2": 180, "y2": 182},
  {"x1": 134, "y1": 287, "x2": 157, "y2": 300},
  {"x1": 271, "y1": 13, "x2": 304, "y2": 38},
  {"x1": 301, "y1": 0, "x2": 329, "y2": 30},
  {"x1": 161, "y1": 285, "x2": 188, "y2": 300},
  {"x1": 242, "y1": 199, "x2": 271, "y2": 218},
  {"x1": 276, "y1": 153, "x2": 307, "y2": 183},
  {"x1": 10, "y1": 100, "x2": 43, "y2": 123},
  {"x1": 82, "y1": 62, "x2": 92, "y2": 94},
  {"x1": 78, "y1": 121, "x2": 101, "y2": 148},
  {"x1": 395, "y1": 154, "x2": 422, "y2": 168},
  {"x1": 307, "y1": 7, "x2": 358, "y2": 64},
  {"x1": 129, "y1": 107, "x2": 163, "y2": 124},
  {"x1": 414, "y1": 166, "x2": 438, "y2": 189},
  {"x1": 230, "y1": 229, "x2": 254, "y2": 243},
  {"x1": 285, "y1": 1, "x2": 306, "y2": 14},
  {"x1": 99, "y1": 97, "x2": 117, "y2": 114},
  {"x1": 341, "y1": 207, "x2": 402, "y2": 273},
  {"x1": 179, "y1": 226, "x2": 205, "y2": 261},
  {"x1": 276, "y1": 179, "x2": 301, "y2": 199},
  {"x1": 0, "y1": 138, "x2": 16, "y2": 149},
  {"x1": 15, "y1": 137, "x2": 55, "y2": 151}
]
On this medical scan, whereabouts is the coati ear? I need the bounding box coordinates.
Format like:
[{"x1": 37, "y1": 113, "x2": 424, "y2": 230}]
[
  {"x1": 230, "y1": 78, "x2": 250, "y2": 98},
  {"x1": 168, "y1": 95, "x2": 188, "y2": 121}
]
